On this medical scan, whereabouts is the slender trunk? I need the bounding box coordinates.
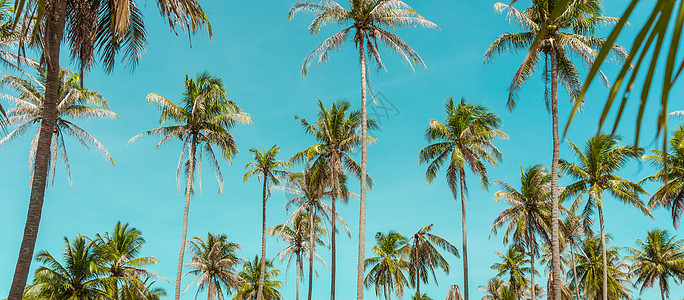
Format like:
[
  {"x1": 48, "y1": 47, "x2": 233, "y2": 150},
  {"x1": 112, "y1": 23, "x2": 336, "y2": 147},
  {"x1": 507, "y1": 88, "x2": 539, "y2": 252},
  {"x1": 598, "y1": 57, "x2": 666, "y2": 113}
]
[
  {"x1": 357, "y1": 36, "x2": 368, "y2": 300},
  {"x1": 661, "y1": 288, "x2": 665, "y2": 300},
  {"x1": 529, "y1": 225, "x2": 536, "y2": 300},
  {"x1": 297, "y1": 252, "x2": 301, "y2": 300},
  {"x1": 549, "y1": 50, "x2": 562, "y2": 300},
  {"x1": 175, "y1": 134, "x2": 197, "y2": 300},
  {"x1": 308, "y1": 206, "x2": 315, "y2": 300},
  {"x1": 386, "y1": 283, "x2": 391, "y2": 300},
  {"x1": 414, "y1": 239, "x2": 420, "y2": 299},
  {"x1": 570, "y1": 240, "x2": 580, "y2": 300},
  {"x1": 330, "y1": 154, "x2": 340, "y2": 300},
  {"x1": 8, "y1": 2, "x2": 67, "y2": 299},
  {"x1": 257, "y1": 176, "x2": 268, "y2": 300},
  {"x1": 598, "y1": 204, "x2": 608, "y2": 300},
  {"x1": 459, "y1": 169, "x2": 469, "y2": 300}
]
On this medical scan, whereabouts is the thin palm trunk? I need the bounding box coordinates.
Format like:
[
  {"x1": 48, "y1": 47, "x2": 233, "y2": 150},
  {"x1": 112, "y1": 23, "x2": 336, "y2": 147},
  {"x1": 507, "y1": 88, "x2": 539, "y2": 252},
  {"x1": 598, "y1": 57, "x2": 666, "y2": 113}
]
[
  {"x1": 8, "y1": 1, "x2": 68, "y2": 299},
  {"x1": 257, "y1": 176, "x2": 268, "y2": 300},
  {"x1": 297, "y1": 253, "x2": 301, "y2": 300},
  {"x1": 330, "y1": 154, "x2": 340, "y2": 300},
  {"x1": 175, "y1": 135, "x2": 197, "y2": 300},
  {"x1": 357, "y1": 36, "x2": 368, "y2": 300},
  {"x1": 308, "y1": 206, "x2": 315, "y2": 300},
  {"x1": 385, "y1": 282, "x2": 390, "y2": 300},
  {"x1": 414, "y1": 238, "x2": 420, "y2": 299},
  {"x1": 529, "y1": 224, "x2": 536, "y2": 300},
  {"x1": 661, "y1": 288, "x2": 665, "y2": 300},
  {"x1": 598, "y1": 203, "x2": 608, "y2": 300},
  {"x1": 550, "y1": 50, "x2": 562, "y2": 300},
  {"x1": 570, "y1": 240, "x2": 580, "y2": 300},
  {"x1": 459, "y1": 169, "x2": 469, "y2": 300}
]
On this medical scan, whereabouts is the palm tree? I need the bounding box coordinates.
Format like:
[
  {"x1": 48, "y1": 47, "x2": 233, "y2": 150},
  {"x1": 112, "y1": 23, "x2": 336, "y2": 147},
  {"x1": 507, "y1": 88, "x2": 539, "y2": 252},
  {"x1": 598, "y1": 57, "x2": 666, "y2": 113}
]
[
  {"x1": 402, "y1": 224, "x2": 459, "y2": 299},
  {"x1": 293, "y1": 99, "x2": 374, "y2": 298},
  {"x1": 642, "y1": 125, "x2": 684, "y2": 228},
  {"x1": 244, "y1": 145, "x2": 292, "y2": 300},
  {"x1": 269, "y1": 211, "x2": 327, "y2": 300},
  {"x1": 183, "y1": 233, "x2": 243, "y2": 300},
  {"x1": 0, "y1": 67, "x2": 117, "y2": 185},
  {"x1": 9, "y1": 1, "x2": 211, "y2": 297},
  {"x1": 27, "y1": 234, "x2": 108, "y2": 299},
  {"x1": 485, "y1": 2, "x2": 626, "y2": 298},
  {"x1": 479, "y1": 279, "x2": 515, "y2": 300},
  {"x1": 96, "y1": 222, "x2": 162, "y2": 300},
  {"x1": 130, "y1": 72, "x2": 251, "y2": 300},
  {"x1": 491, "y1": 245, "x2": 530, "y2": 297},
  {"x1": 574, "y1": 235, "x2": 632, "y2": 299},
  {"x1": 411, "y1": 293, "x2": 432, "y2": 300},
  {"x1": 491, "y1": 165, "x2": 553, "y2": 300},
  {"x1": 561, "y1": 134, "x2": 649, "y2": 299},
  {"x1": 275, "y1": 170, "x2": 337, "y2": 300},
  {"x1": 560, "y1": 208, "x2": 592, "y2": 300},
  {"x1": 233, "y1": 255, "x2": 282, "y2": 300},
  {"x1": 364, "y1": 231, "x2": 410, "y2": 300},
  {"x1": 627, "y1": 229, "x2": 684, "y2": 300},
  {"x1": 288, "y1": 2, "x2": 437, "y2": 299},
  {"x1": 419, "y1": 97, "x2": 506, "y2": 298}
]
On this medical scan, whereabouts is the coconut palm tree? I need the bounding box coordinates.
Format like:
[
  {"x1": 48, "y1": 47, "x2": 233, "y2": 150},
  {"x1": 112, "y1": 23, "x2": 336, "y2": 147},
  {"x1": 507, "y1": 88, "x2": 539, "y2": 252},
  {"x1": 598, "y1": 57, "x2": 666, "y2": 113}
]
[
  {"x1": 479, "y1": 279, "x2": 515, "y2": 300},
  {"x1": 491, "y1": 245, "x2": 530, "y2": 297},
  {"x1": 96, "y1": 222, "x2": 162, "y2": 300},
  {"x1": 402, "y1": 224, "x2": 459, "y2": 299},
  {"x1": 560, "y1": 208, "x2": 592, "y2": 300},
  {"x1": 293, "y1": 99, "x2": 375, "y2": 297},
  {"x1": 642, "y1": 125, "x2": 684, "y2": 228},
  {"x1": 411, "y1": 293, "x2": 432, "y2": 300},
  {"x1": 364, "y1": 231, "x2": 410, "y2": 300},
  {"x1": 491, "y1": 165, "x2": 553, "y2": 300},
  {"x1": 27, "y1": 234, "x2": 108, "y2": 299},
  {"x1": 627, "y1": 229, "x2": 684, "y2": 300},
  {"x1": 419, "y1": 97, "x2": 506, "y2": 298},
  {"x1": 269, "y1": 211, "x2": 327, "y2": 300},
  {"x1": 244, "y1": 145, "x2": 292, "y2": 300},
  {"x1": 183, "y1": 233, "x2": 243, "y2": 300},
  {"x1": 288, "y1": 3, "x2": 437, "y2": 299},
  {"x1": 574, "y1": 235, "x2": 632, "y2": 299},
  {"x1": 9, "y1": 2, "x2": 211, "y2": 297},
  {"x1": 539, "y1": 244, "x2": 573, "y2": 300},
  {"x1": 130, "y1": 72, "x2": 251, "y2": 300},
  {"x1": 561, "y1": 134, "x2": 649, "y2": 299},
  {"x1": 233, "y1": 255, "x2": 282, "y2": 300},
  {"x1": 0, "y1": 67, "x2": 117, "y2": 185},
  {"x1": 275, "y1": 170, "x2": 338, "y2": 300},
  {"x1": 485, "y1": 2, "x2": 626, "y2": 297}
]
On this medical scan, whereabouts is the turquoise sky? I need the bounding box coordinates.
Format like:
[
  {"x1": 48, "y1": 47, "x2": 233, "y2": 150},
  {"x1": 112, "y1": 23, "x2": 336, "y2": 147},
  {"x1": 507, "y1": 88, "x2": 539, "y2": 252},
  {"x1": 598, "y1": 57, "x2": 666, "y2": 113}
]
[{"x1": 0, "y1": 0, "x2": 678, "y2": 299}]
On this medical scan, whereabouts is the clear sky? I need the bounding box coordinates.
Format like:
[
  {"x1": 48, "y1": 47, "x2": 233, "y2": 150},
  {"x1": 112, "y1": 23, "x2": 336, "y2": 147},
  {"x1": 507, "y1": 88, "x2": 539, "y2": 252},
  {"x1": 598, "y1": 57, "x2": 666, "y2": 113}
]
[{"x1": 0, "y1": 0, "x2": 678, "y2": 299}]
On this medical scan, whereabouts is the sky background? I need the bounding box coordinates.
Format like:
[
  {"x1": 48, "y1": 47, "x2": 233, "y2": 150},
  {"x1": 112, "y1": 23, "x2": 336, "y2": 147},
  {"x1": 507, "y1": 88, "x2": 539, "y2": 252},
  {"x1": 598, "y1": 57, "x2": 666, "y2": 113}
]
[{"x1": 0, "y1": 0, "x2": 678, "y2": 299}]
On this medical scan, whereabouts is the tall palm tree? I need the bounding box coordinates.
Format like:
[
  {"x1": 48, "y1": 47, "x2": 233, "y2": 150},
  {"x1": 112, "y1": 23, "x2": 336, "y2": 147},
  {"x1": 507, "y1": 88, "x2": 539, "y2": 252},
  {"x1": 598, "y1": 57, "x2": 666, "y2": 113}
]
[
  {"x1": 288, "y1": 2, "x2": 437, "y2": 299},
  {"x1": 27, "y1": 234, "x2": 108, "y2": 299},
  {"x1": 419, "y1": 97, "x2": 506, "y2": 299},
  {"x1": 233, "y1": 255, "x2": 282, "y2": 300},
  {"x1": 96, "y1": 222, "x2": 162, "y2": 300},
  {"x1": 491, "y1": 165, "x2": 553, "y2": 300},
  {"x1": 183, "y1": 233, "x2": 243, "y2": 300},
  {"x1": 364, "y1": 231, "x2": 410, "y2": 300},
  {"x1": 130, "y1": 72, "x2": 251, "y2": 300},
  {"x1": 245, "y1": 145, "x2": 292, "y2": 300},
  {"x1": 269, "y1": 211, "x2": 327, "y2": 300},
  {"x1": 293, "y1": 99, "x2": 374, "y2": 298},
  {"x1": 479, "y1": 278, "x2": 515, "y2": 300},
  {"x1": 561, "y1": 134, "x2": 649, "y2": 299},
  {"x1": 275, "y1": 170, "x2": 336, "y2": 300},
  {"x1": 9, "y1": 2, "x2": 211, "y2": 297},
  {"x1": 642, "y1": 125, "x2": 684, "y2": 228},
  {"x1": 491, "y1": 245, "x2": 530, "y2": 297},
  {"x1": 485, "y1": 2, "x2": 626, "y2": 298},
  {"x1": 574, "y1": 235, "x2": 632, "y2": 299},
  {"x1": 627, "y1": 229, "x2": 684, "y2": 300},
  {"x1": 401, "y1": 224, "x2": 459, "y2": 299},
  {"x1": 0, "y1": 67, "x2": 117, "y2": 185},
  {"x1": 560, "y1": 208, "x2": 592, "y2": 300}
]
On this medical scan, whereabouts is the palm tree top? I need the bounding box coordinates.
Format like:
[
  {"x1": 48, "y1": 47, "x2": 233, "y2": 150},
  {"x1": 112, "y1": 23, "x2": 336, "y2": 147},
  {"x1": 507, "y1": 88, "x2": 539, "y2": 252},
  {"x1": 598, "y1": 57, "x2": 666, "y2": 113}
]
[{"x1": 244, "y1": 145, "x2": 293, "y2": 186}]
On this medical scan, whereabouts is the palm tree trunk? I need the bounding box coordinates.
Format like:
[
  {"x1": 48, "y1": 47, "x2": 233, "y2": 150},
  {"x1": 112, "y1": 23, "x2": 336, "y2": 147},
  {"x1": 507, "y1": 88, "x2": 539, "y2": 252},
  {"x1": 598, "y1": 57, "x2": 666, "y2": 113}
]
[
  {"x1": 385, "y1": 283, "x2": 390, "y2": 300},
  {"x1": 598, "y1": 203, "x2": 608, "y2": 300},
  {"x1": 308, "y1": 206, "x2": 315, "y2": 300},
  {"x1": 175, "y1": 135, "x2": 197, "y2": 300},
  {"x1": 414, "y1": 238, "x2": 420, "y2": 299},
  {"x1": 459, "y1": 169, "x2": 469, "y2": 300},
  {"x1": 570, "y1": 240, "x2": 580, "y2": 300},
  {"x1": 257, "y1": 176, "x2": 268, "y2": 300},
  {"x1": 661, "y1": 288, "x2": 665, "y2": 300},
  {"x1": 297, "y1": 253, "x2": 301, "y2": 300},
  {"x1": 549, "y1": 50, "x2": 562, "y2": 300},
  {"x1": 8, "y1": 1, "x2": 68, "y2": 299},
  {"x1": 529, "y1": 225, "x2": 536, "y2": 300},
  {"x1": 330, "y1": 154, "x2": 340, "y2": 300},
  {"x1": 357, "y1": 36, "x2": 368, "y2": 300}
]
